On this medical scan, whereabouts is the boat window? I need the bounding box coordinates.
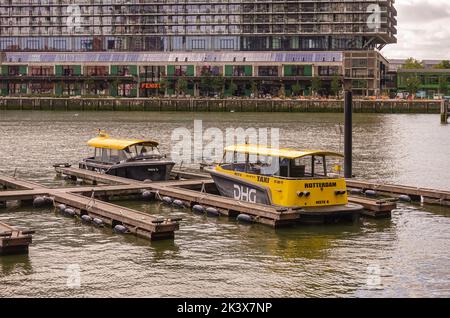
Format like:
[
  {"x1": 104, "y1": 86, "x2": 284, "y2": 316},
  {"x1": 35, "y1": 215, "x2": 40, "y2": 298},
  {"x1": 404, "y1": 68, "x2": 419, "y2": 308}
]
[
  {"x1": 291, "y1": 156, "x2": 313, "y2": 177},
  {"x1": 279, "y1": 157, "x2": 290, "y2": 177},
  {"x1": 109, "y1": 149, "x2": 124, "y2": 163},
  {"x1": 313, "y1": 156, "x2": 326, "y2": 177},
  {"x1": 254, "y1": 155, "x2": 279, "y2": 176},
  {"x1": 101, "y1": 148, "x2": 110, "y2": 163},
  {"x1": 290, "y1": 155, "x2": 341, "y2": 178},
  {"x1": 124, "y1": 144, "x2": 161, "y2": 159},
  {"x1": 325, "y1": 156, "x2": 343, "y2": 177}
]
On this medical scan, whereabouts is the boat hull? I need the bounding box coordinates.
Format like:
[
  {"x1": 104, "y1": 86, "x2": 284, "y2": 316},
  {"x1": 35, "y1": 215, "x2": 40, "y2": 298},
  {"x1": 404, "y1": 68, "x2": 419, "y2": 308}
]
[
  {"x1": 79, "y1": 160, "x2": 175, "y2": 181},
  {"x1": 207, "y1": 167, "x2": 364, "y2": 214},
  {"x1": 207, "y1": 168, "x2": 272, "y2": 205}
]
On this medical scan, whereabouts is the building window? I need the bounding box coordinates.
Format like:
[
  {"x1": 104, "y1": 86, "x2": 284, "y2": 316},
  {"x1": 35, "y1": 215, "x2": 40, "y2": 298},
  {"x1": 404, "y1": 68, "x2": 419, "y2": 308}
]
[
  {"x1": 258, "y1": 66, "x2": 278, "y2": 77},
  {"x1": 272, "y1": 37, "x2": 281, "y2": 50},
  {"x1": 220, "y1": 39, "x2": 234, "y2": 50},
  {"x1": 53, "y1": 39, "x2": 67, "y2": 50},
  {"x1": 192, "y1": 39, "x2": 206, "y2": 50},
  {"x1": 318, "y1": 66, "x2": 340, "y2": 76},
  {"x1": 175, "y1": 65, "x2": 188, "y2": 76},
  {"x1": 81, "y1": 40, "x2": 93, "y2": 51}
]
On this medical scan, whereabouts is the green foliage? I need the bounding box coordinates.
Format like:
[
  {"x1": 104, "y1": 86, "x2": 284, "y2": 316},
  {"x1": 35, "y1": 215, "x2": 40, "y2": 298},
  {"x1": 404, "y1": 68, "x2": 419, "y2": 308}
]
[
  {"x1": 175, "y1": 78, "x2": 188, "y2": 96},
  {"x1": 331, "y1": 75, "x2": 341, "y2": 97},
  {"x1": 228, "y1": 80, "x2": 238, "y2": 96},
  {"x1": 434, "y1": 60, "x2": 450, "y2": 69},
  {"x1": 291, "y1": 81, "x2": 302, "y2": 96},
  {"x1": 311, "y1": 76, "x2": 322, "y2": 96},
  {"x1": 278, "y1": 85, "x2": 286, "y2": 98},
  {"x1": 158, "y1": 77, "x2": 168, "y2": 95},
  {"x1": 211, "y1": 75, "x2": 224, "y2": 96},
  {"x1": 250, "y1": 80, "x2": 258, "y2": 96},
  {"x1": 405, "y1": 76, "x2": 421, "y2": 95},
  {"x1": 402, "y1": 58, "x2": 424, "y2": 69},
  {"x1": 438, "y1": 76, "x2": 448, "y2": 94}
]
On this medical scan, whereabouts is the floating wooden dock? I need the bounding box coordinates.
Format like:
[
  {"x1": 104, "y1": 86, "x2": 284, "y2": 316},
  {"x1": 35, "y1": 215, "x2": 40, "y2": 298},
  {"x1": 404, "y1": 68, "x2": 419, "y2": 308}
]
[
  {"x1": 0, "y1": 173, "x2": 180, "y2": 241},
  {"x1": 0, "y1": 221, "x2": 33, "y2": 255},
  {"x1": 3, "y1": 164, "x2": 428, "y2": 247},
  {"x1": 54, "y1": 167, "x2": 302, "y2": 227},
  {"x1": 62, "y1": 167, "x2": 399, "y2": 221},
  {"x1": 346, "y1": 179, "x2": 450, "y2": 206}
]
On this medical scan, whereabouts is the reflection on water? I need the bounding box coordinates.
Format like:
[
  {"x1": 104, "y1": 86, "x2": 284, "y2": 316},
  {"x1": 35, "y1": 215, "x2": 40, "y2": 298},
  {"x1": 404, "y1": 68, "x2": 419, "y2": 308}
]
[{"x1": 0, "y1": 111, "x2": 449, "y2": 297}]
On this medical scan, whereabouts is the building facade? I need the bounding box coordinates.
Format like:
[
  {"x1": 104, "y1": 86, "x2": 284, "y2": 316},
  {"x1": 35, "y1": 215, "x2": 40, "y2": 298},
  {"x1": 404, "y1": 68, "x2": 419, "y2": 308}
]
[
  {"x1": 397, "y1": 69, "x2": 450, "y2": 98},
  {"x1": 0, "y1": 0, "x2": 397, "y2": 97}
]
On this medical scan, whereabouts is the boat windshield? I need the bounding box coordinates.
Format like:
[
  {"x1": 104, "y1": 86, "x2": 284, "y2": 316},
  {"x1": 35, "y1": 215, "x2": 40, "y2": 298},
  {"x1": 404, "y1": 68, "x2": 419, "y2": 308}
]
[{"x1": 221, "y1": 150, "x2": 343, "y2": 178}]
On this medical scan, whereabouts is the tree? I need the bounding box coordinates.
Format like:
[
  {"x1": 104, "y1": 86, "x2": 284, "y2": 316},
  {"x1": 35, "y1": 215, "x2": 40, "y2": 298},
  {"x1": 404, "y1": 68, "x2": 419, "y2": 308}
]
[
  {"x1": 211, "y1": 75, "x2": 224, "y2": 97},
  {"x1": 438, "y1": 76, "x2": 448, "y2": 95},
  {"x1": 250, "y1": 80, "x2": 258, "y2": 97},
  {"x1": 175, "y1": 78, "x2": 188, "y2": 96},
  {"x1": 228, "y1": 80, "x2": 238, "y2": 97},
  {"x1": 278, "y1": 84, "x2": 286, "y2": 98},
  {"x1": 159, "y1": 77, "x2": 168, "y2": 96},
  {"x1": 311, "y1": 76, "x2": 322, "y2": 96},
  {"x1": 402, "y1": 58, "x2": 424, "y2": 69},
  {"x1": 331, "y1": 75, "x2": 341, "y2": 98},
  {"x1": 405, "y1": 76, "x2": 421, "y2": 96},
  {"x1": 199, "y1": 75, "x2": 212, "y2": 96},
  {"x1": 85, "y1": 78, "x2": 95, "y2": 95},
  {"x1": 291, "y1": 81, "x2": 302, "y2": 97},
  {"x1": 434, "y1": 60, "x2": 450, "y2": 69}
]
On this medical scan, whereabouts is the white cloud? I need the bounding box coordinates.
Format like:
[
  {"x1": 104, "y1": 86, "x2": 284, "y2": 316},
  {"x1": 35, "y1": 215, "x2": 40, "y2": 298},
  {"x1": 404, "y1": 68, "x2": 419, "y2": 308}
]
[{"x1": 381, "y1": 0, "x2": 450, "y2": 60}]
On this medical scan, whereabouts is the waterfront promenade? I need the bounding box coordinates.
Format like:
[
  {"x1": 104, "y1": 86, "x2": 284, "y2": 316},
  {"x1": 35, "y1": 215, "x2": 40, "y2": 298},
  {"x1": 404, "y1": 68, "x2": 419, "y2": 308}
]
[{"x1": 0, "y1": 97, "x2": 445, "y2": 113}]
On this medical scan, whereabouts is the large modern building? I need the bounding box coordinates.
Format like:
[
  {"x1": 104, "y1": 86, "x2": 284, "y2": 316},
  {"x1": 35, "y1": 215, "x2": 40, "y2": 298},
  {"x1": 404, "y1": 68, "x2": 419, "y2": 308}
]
[{"x1": 0, "y1": 0, "x2": 397, "y2": 97}]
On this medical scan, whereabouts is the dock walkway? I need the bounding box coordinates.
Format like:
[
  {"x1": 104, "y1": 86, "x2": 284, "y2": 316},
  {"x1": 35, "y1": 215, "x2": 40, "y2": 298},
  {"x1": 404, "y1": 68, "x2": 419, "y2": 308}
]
[{"x1": 0, "y1": 172, "x2": 180, "y2": 240}]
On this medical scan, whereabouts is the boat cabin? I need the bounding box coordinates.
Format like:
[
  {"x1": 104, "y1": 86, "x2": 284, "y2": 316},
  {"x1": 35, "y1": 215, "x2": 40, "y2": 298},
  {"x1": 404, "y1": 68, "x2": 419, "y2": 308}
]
[
  {"x1": 86, "y1": 133, "x2": 162, "y2": 164},
  {"x1": 220, "y1": 144, "x2": 343, "y2": 179}
]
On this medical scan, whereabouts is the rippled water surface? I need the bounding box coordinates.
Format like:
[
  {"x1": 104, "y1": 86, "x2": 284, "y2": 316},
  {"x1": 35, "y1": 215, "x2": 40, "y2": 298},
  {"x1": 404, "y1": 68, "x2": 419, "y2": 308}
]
[{"x1": 0, "y1": 111, "x2": 449, "y2": 297}]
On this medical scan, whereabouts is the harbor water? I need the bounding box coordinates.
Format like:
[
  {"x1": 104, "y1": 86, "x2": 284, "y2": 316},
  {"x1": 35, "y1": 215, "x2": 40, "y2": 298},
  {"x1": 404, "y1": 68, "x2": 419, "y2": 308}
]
[{"x1": 0, "y1": 111, "x2": 449, "y2": 297}]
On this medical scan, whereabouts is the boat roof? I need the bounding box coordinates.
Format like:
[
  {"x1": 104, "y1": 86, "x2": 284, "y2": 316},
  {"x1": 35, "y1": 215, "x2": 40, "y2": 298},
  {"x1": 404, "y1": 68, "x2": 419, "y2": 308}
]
[
  {"x1": 224, "y1": 144, "x2": 343, "y2": 159},
  {"x1": 87, "y1": 133, "x2": 159, "y2": 150}
]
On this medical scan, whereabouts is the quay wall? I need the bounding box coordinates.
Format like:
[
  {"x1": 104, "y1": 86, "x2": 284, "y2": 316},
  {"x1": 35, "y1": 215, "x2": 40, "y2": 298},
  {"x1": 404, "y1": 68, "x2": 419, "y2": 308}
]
[{"x1": 0, "y1": 97, "x2": 444, "y2": 113}]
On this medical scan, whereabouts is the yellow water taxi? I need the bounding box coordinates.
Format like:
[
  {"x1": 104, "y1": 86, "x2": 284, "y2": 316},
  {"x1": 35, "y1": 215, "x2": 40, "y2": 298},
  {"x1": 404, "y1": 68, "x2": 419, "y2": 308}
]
[
  {"x1": 205, "y1": 144, "x2": 363, "y2": 214},
  {"x1": 79, "y1": 131, "x2": 175, "y2": 181}
]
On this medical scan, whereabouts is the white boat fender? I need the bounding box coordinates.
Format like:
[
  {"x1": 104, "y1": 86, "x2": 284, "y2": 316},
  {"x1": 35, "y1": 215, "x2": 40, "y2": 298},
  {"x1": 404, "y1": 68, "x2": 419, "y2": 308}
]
[
  {"x1": 192, "y1": 205, "x2": 205, "y2": 214},
  {"x1": 81, "y1": 215, "x2": 92, "y2": 223},
  {"x1": 93, "y1": 218, "x2": 104, "y2": 227},
  {"x1": 33, "y1": 196, "x2": 46, "y2": 208},
  {"x1": 237, "y1": 214, "x2": 253, "y2": 223},
  {"x1": 162, "y1": 196, "x2": 173, "y2": 205},
  {"x1": 364, "y1": 190, "x2": 377, "y2": 197},
  {"x1": 141, "y1": 190, "x2": 154, "y2": 201},
  {"x1": 113, "y1": 225, "x2": 129, "y2": 234},
  {"x1": 172, "y1": 199, "x2": 184, "y2": 208},
  {"x1": 64, "y1": 208, "x2": 76, "y2": 217},
  {"x1": 398, "y1": 195, "x2": 412, "y2": 202},
  {"x1": 206, "y1": 207, "x2": 220, "y2": 217},
  {"x1": 57, "y1": 204, "x2": 67, "y2": 213}
]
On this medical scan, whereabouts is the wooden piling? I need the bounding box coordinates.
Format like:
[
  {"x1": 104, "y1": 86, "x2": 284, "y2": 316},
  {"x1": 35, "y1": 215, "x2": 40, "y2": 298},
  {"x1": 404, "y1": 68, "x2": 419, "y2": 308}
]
[
  {"x1": 0, "y1": 221, "x2": 33, "y2": 255},
  {"x1": 441, "y1": 99, "x2": 448, "y2": 124}
]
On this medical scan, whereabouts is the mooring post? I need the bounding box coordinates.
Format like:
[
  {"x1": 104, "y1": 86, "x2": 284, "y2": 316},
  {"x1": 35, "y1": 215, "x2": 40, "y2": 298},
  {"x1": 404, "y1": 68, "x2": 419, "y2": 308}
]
[
  {"x1": 441, "y1": 99, "x2": 448, "y2": 124},
  {"x1": 344, "y1": 90, "x2": 353, "y2": 178}
]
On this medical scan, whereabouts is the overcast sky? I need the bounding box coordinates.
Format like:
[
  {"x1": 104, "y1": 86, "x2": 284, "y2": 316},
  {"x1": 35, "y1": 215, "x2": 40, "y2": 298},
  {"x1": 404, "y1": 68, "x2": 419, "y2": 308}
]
[{"x1": 381, "y1": 0, "x2": 450, "y2": 60}]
